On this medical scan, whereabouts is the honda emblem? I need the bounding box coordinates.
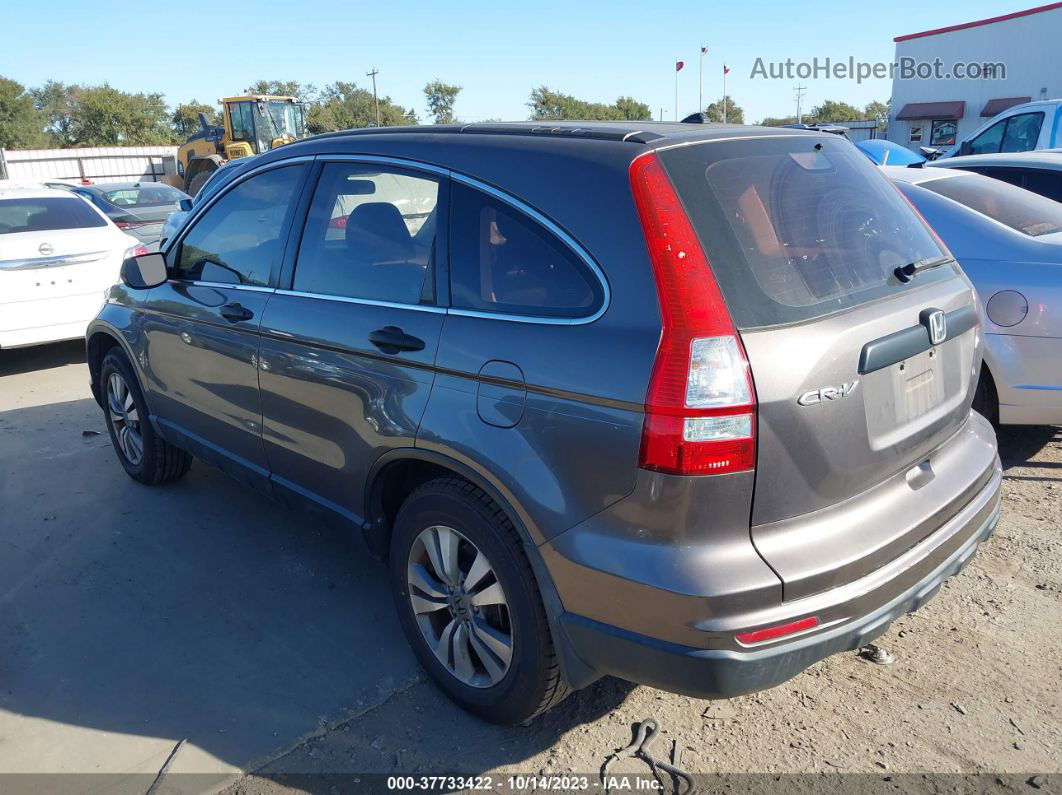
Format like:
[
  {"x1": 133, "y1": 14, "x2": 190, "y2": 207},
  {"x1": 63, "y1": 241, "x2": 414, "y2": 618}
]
[{"x1": 926, "y1": 310, "x2": 947, "y2": 345}]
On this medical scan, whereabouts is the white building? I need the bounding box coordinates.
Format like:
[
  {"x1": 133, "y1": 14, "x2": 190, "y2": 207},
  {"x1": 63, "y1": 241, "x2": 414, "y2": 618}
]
[{"x1": 889, "y1": 2, "x2": 1062, "y2": 151}]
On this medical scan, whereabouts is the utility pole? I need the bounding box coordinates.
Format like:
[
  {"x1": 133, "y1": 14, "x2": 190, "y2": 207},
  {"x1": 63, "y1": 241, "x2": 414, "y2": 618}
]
[
  {"x1": 366, "y1": 67, "x2": 380, "y2": 127},
  {"x1": 794, "y1": 84, "x2": 807, "y2": 124},
  {"x1": 699, "y1": 45, "x2": 708, "y2": 113}
]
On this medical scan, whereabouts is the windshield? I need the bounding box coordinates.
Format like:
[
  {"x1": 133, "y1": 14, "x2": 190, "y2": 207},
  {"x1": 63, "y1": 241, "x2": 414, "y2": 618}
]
[
  {"x1": 919, "y1": 173, "x2": 1062, "y2": 237},
  {"x1": 661, "y1": 136, "x2": 952, "y2": 328},
  {"x1": 266, "y1": 101, "x2": 306, "y2": 138},
  {"x1": 0, "y1": 196, "x2": 108, "y2": 234}
]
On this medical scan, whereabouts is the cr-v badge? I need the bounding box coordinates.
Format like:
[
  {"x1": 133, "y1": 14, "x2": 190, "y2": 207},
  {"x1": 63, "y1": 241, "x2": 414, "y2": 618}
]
[{"x1": 798, "y1": 380, "x2": 859, "y2": 407}]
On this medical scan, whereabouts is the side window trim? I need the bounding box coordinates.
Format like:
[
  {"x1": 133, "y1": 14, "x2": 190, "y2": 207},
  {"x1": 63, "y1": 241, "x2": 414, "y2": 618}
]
[
  {"x1": 279, "y1": 154, "x2": 450, "y2": 309},
  {"x1": 447, "y1": 173, "x2": 611, "y2": 326},
  {"x1": 166, "y1": 156, "x2": 315, "y2": 289}
]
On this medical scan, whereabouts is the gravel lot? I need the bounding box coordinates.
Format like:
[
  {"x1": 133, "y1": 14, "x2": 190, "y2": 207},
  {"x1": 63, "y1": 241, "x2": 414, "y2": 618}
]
[{"x1": 1, "y1": 341, "x2": 1058, "y2": 793}]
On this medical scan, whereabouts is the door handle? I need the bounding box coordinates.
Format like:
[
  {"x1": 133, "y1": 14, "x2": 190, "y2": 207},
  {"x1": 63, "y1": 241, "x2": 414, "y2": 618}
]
[
  {"x1": 219, "y1": 302, "x2": 254, "y2": 322},
  {"x1": 369, "y1": 325, "x2": 425, "y2": 354}
]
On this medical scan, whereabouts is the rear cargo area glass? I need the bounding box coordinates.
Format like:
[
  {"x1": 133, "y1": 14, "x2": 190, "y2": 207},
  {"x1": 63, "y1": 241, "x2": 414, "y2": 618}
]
[{"x1": 661, "y1": 136, "x2": 953, "y2": 329}]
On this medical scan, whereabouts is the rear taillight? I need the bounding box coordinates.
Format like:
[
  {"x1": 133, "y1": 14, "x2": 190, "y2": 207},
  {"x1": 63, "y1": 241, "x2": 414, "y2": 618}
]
[
  {"x1": 126, "y1": 244, "x2": 150, "y2": 258},
  {"x1": 629, "y1": 153, "x2": 756, "y2": 476}
]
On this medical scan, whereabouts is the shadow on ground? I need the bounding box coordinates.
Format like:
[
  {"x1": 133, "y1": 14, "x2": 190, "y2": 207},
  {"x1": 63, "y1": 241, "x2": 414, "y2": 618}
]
[
  {"x1": 0, "y1": 340, "x2": 86, "y2": 377},
  {"x1": 0, "y1": 395, "x2": 630, "y2": 778},
  {"x1": 997, "y1": 424, "x2": 1062, "y2": 471}
]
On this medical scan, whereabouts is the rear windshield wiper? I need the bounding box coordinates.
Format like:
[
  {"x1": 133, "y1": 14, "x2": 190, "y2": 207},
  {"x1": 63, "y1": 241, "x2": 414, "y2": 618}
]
[{"x1": 895, "y1": 255, "x2": 953, "y2": 283}]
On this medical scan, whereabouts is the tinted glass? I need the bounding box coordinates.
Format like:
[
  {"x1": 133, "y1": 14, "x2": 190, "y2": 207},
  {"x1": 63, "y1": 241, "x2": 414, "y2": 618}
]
[
  {"x1": 0, "y1": 196, "x2": 108, "y2": 234},
  {"x1": 959, "y1": 166, "x2": 1026, "y2": 189},
  {"x1": 103, "y1": 185, "x2": 186, "y2": 207},
  {"x1": 1023, "y1": 170, "x2": 1062, "y2": 202},
  {"x1": 175, "y1": 164, "x2": 305, "y2": 285},
  {"x1": 229, "y1": 102, "x2": 255, "y2": 142},
  {"x1": 662, "y1": 137, "x2": 952, "y2": 329},
  {"x1": 920, "y1": 173, "x2": 1062, "y2": 237},
  {"x1": 1000, "y1": 112, "x2": 1043, "y2": 153},
  {"x1": 969, "y1": 120, "x2": 1005, "y2": 155},
  {"x1": 449, "y1": 183, "x2": 601, "y2": 317},
  {"x1": 293, "y1": 163, "x2": 439, "y2": 305}
]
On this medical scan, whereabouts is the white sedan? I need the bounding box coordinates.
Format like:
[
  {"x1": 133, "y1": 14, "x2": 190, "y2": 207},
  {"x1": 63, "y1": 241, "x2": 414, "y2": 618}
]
[{"x1": 0, "y1": 184, "x2": 142, "y2": 349}]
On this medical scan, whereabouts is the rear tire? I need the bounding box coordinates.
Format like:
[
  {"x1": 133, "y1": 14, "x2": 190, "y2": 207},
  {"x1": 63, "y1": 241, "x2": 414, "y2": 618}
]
[
  {"x1": 100, "y1": 350, "x2": 192, "y2": 485},
  {"x1": 389, "y1": 477, "x2": 570, "y2": 724},
  {"x1": 973, "y1": 365, "x2": 999, "y2": 426},
  {"x1": 186, "y1": 168, "x2": 214, "y2": 197}
]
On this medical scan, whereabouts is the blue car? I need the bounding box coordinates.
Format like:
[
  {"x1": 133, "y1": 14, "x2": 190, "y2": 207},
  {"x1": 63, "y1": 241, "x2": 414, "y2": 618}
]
[{"x1": 857, "y1": 139, "x2": 926, "y2": 168}]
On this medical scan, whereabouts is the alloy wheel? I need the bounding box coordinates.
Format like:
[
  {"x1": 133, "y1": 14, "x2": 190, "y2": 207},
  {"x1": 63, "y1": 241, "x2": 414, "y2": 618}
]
[
  {"x1": 106, "y1": 372, "x2": 144, "y2": 467},
  {"x1": 406, "y1": 525, "x2": 513, "y2": 688}
]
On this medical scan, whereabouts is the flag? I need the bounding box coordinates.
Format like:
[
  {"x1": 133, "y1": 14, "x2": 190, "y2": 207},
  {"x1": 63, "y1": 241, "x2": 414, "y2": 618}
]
[
  {"x1": 676, "y1": 60, "x2": 685, "y2": 72},
  {"x1": 723, "y1": 64, "x2": 731, "y2": 74},
  {"x1": 701, "y1": 46, "x2": 708, "y2": 55}
]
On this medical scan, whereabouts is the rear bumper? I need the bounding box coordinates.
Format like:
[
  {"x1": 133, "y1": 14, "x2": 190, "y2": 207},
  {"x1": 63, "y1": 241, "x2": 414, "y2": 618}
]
[
  {"x1": 0, "y1": 292, "x2": 105, "y2": 349},
  {"x1": 557, "y1": 481, "x2": 1000, "y2": 699}
]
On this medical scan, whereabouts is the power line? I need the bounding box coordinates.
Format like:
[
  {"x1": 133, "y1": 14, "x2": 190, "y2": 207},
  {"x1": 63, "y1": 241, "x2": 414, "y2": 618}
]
[
  {"x1": 366, "y1": 67, "x2": 380, "y2": 127},
  {"x1": 794, "y1": 85, "x2": 807, "y2": 124}
]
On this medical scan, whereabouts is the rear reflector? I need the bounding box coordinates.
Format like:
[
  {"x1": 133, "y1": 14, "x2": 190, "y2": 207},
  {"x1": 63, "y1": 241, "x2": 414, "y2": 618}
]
[
  {"x1": 629, "y1": 152, "x2": 757, "y2": 476},
  {"x1": 735, "y1": 616, "x2": 820, "y2": 646}
]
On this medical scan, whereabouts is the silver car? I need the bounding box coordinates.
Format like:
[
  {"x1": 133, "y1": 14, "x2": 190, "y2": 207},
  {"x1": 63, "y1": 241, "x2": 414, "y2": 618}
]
[{"x1": 886, "y1": 165, "x2": 1062, "y2": 425}]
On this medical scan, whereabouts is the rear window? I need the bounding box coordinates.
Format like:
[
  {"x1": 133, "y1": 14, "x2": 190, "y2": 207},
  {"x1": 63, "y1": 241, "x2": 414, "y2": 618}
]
[
  {"x1": 102, "y1": 185, "x2": 186, "y2": 208},
  {"x1": 919, "y1": 173, "x2": 1062, "y2": 237},
  {"x1": 661, "y1": 136, "x2": 953, "y2": 329},
  {"x1": 0, "y1": 196, "x2": 108, "y2": 234}
]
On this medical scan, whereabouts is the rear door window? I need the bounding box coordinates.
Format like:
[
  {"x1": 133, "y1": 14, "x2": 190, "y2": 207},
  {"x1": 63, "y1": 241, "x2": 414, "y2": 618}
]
[
  {"x1": 292, "y1": 163, "x2": 440, "y2": 305},
  {"x1": 448, "y1": 182, "x2": 602, "y2": 318},
  {"x1": 660, "y1": 136, "x2": 952, "y2": 329},
  {"x1": 103, "y1": 185, "x2": 186, "y2": 208},
  {"x1": 919, "y1": 173, "x2": 1062, "y2": 237},
  {"x1": 0, "y1": 196, "x2": 108, "y2": 234}
]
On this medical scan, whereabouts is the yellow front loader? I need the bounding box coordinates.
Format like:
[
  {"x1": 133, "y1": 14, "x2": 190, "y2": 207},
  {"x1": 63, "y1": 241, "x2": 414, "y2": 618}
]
[{"x1": 168, "y1": 95, "x2": 309, "y2": 195}]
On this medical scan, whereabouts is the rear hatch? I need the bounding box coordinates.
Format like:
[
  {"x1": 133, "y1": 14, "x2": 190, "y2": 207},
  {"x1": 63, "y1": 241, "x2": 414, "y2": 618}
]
[{"x1": 660, "y1": 134, "x2": 985, "y2": 598}]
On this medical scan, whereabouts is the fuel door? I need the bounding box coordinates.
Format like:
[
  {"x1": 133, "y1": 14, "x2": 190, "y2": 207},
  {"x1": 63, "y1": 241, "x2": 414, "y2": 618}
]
[{"x1": 477, "y1": 360, "x2": 526, "y2": 428}]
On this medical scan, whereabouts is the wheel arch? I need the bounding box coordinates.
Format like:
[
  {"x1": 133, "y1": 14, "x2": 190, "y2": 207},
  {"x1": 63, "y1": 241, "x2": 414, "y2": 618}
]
[
  {"x1": 364, "y1": 448, "x2": 600, "y2": 690},
  {"x1": 86, "y1": 323, "x2": 149, "y2": 412}
]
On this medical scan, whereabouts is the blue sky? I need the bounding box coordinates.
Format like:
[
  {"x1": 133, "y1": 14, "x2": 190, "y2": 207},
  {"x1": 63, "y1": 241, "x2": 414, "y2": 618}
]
[{"x1": 1, "y1": 0, "x2": 1029, "y2": 123}]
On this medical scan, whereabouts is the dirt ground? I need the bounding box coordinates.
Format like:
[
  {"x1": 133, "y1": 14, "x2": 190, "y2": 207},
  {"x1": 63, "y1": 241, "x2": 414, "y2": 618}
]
[
  {"x1": 1, "y1": 343, "x2": 1058, "y2": 795},
  {"x1": 231, "y1": 426, "x2": 1062, "y2": 793}
]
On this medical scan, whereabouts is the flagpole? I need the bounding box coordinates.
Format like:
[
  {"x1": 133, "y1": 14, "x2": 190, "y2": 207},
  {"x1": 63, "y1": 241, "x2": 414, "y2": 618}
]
[
  {"x1": 699, "y1": 47, "x2": 704, "y2": 112},
  {"x1": 674, "y1": 66, "x2": 678, "y2": 121},
  {"x1": 723, "y1": 65, "x2": 728, "y2": 124}
]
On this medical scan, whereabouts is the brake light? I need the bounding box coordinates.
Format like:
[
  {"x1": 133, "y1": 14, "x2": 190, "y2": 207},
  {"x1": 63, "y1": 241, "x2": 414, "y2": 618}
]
[
  {"x1": 126, "y1": 244, "x2": 150, "y2": 258},
  {"x1": 735, "y1": 616, "x2": 819, "y2": 646},
  {"x1": 329, "y1": 216, "x2": 348, "y2": 229},
  {"x1": 629, "y1": 152, "x2": 756, "y2": 476}
]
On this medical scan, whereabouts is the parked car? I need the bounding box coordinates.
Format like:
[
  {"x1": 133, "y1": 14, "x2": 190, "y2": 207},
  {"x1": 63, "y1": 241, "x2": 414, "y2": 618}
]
[
  {"x1": 931, "y1": 99, "x2": 1062, "y2": 160},
  {"x1": 62, "y1": 182, "x2": 191, "y2": 245},
  {"x1": 87, "y1": 123, "x2": 1002, "y2": 724},
  {"x1": 158, "y1": 157, "x2": 253, "y2": 246},
  {"x1": 886, "y1": 165, "x2": 1062, "y2": 425},
  {"x1": 1, "y1": 185, "x2": 141, "y2": 349},
  {"x1": 926, "y1": 151, "x2": 1062, "y2": 203},
  {"x1": 857, "y1": 139, "x2": 927, "y2": 167}
]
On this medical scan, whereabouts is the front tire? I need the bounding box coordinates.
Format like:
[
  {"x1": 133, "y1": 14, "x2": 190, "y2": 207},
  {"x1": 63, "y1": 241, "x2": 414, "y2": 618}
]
[
  {"x1": 390, "y1": 477, "x2": 569, "y2": 724},
  {"x1": 185, "y1": 168, "x2": 214, "y2": 197},
  {"x1": 100, "y1": 350, "x2": 192, "y2": 485}
]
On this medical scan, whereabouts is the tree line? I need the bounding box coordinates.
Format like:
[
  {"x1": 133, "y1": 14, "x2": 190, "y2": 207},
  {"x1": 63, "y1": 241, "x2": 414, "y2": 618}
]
[
  {"x1": 0, "y1": 76, "x2": 461, "y2": 149},
  {"x1": 0, "y1": 73, "x2": 887, "y2": 150}
]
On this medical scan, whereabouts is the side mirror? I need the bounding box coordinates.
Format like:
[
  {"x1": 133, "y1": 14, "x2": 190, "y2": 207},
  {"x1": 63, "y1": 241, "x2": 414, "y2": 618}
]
[
  {"x1": 178, "y1": 198, "x2": 193, "y2": 212},
  {"x1": 121, "y1": 252, "x2": 168, "y2": 289},
  {"x1": 959, "y1": 140, "x2": 972, "y2": 156}
]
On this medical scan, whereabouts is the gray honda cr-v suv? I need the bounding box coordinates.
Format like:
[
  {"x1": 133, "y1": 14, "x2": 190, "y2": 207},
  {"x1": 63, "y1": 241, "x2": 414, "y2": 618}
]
[{"x1": 88, "y1": 122, "x2": 1002, "y2": 724}]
